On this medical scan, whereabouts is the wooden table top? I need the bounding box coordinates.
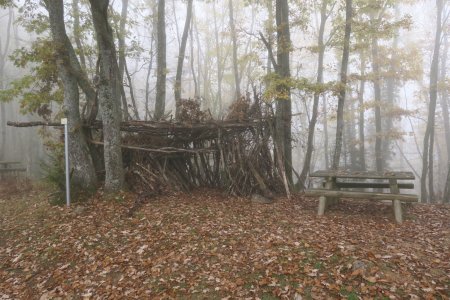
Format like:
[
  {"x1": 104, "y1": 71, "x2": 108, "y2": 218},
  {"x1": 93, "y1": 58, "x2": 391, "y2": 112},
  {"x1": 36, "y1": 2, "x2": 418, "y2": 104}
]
[{"x1": 310, "y1": 170, "x2": 415, "y2": 180}]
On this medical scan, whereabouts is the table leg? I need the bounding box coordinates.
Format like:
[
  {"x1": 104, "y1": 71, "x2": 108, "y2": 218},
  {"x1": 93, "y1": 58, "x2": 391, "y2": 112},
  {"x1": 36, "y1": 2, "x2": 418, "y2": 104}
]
[
  {"x1": 328, "y1": 177, "x2": 338, "y2": 206},
  {"x1": 318, "y1": 196, "x2": 326, "y2": 215},
  {"x1": 389, "y1": 179, "x2": 402, "y2": 224},
  {"x1": 318, "y1": 177, "x2": 335, "y2": 215}
]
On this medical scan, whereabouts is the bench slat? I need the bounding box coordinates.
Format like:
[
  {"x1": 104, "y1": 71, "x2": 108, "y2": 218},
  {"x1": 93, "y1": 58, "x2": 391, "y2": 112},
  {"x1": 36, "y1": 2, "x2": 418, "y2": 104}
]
[
  {"x1": 334, "y1": 182, "x2": 414, "y2": 189},
  {"x1": 305, "y1": 189, "x2": 418, "y2": 202},
  {"x1": 0, "y1": 168, "x2": 26, "y2": 172},
  {"x1": 310, "y1": 170, "x2": 415, "y2": 180}
]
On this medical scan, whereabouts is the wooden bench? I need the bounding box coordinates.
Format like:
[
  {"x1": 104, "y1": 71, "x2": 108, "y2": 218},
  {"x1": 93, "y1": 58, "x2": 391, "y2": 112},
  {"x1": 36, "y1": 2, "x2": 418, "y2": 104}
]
[
  {"x1": 0, "y1": 161, "x2": 26, "y2": 179},
  {"x1": 305, "y1": 170, "x2": 418, "y2": 224}
]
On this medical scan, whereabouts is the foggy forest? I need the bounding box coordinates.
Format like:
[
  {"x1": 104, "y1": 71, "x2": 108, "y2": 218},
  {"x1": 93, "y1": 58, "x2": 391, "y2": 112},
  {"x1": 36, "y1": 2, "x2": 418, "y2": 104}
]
[{"x1": 0, "y1": 0, "x2": 449, "y2": 299}]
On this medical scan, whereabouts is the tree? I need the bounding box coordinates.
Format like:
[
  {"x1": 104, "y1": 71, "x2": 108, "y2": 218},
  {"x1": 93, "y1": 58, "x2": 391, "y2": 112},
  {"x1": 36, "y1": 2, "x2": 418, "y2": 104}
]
[
  {"x1": 0, "y1": 6, "x2": 12, "y2": 161},
  {"x1": 144, "y1": 0, "x2": 157, "y2": 121},
  {"x1": 71, "y1": 0, "x2": 87, "y2": 70},
  {"x1": 421, "y1": 0, "x2": 444, "y2": 202},
  {"x1": 154, "y1": 0, "x2": 166, "y2": 120},
  {"x1": 117, "y1": 0, "x2": 131, "y2": 120},
  {"x1": 370, "y1": 14, "x2": 383, "y2": 172},
  {"x1": 89, "y1": 0, "x2": 125, "y2": 192},
  {"x1": 332, "y1": 0, "x2": 352, "y2": 169},
  {"x1": 43, "y1": 0, "x2": 97, "y2": 190},
  {"x1": 261, "y1": 0, "x2": 293, "y2": 186},
  {"x1": 357, "y1": 50, "x2": 367, "y2": 170},
  {"x1": 299, "y1": 0, "x2": 335, "y2": 189},
  {"x1": 275, "y1": 0, "x2": 293, "y2": 184},
  {"x1": 229, "y1": 0, "x2": 240, "y2": 99},
  {"x1": 174, "y1": 0, "x2": 193, "y2": 119},
  {"x1": 440, "y1": 33, "x2": 450, "y2": 203}
]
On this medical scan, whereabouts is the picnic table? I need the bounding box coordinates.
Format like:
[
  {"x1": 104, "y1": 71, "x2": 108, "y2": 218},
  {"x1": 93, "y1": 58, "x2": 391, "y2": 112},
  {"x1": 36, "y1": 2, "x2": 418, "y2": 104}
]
[
  {"x1": 0, "y1": 161, "x2": 26, "y2": 179},
  {"x1": 305, "y1": 170, "x2": 419, "y2": 224}
]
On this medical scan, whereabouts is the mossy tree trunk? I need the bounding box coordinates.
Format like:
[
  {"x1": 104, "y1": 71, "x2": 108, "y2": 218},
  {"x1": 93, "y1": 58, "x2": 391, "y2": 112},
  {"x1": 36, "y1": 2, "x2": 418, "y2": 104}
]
[
  {"x1": 274, "y1": 0, "x2": 292, "y2": 185},
  {"x1": 89, "y1": 0, "x2": 125, "y2": 192},
  {"x1": 44, "y1": 0, "x2": 97, "y2": 190},
  {"x1": 154, "y1": 0, "x2": 166, "y2": 120}
]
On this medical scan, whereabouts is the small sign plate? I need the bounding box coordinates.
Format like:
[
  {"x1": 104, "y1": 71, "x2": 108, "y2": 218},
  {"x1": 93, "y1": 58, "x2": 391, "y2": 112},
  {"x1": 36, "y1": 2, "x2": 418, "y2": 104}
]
[{"x1": 61, "y1": 118, "x2": 68, "y2": 125}]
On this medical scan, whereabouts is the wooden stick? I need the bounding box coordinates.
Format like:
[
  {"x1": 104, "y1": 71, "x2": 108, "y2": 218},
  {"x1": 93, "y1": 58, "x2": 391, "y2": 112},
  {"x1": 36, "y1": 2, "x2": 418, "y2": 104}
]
[
  {"x1": 89, "y1": 140, "x2": 216, "y2": 154},
  {"x1": 7, "y1": 121, "x2": 63, "y2": 127}
]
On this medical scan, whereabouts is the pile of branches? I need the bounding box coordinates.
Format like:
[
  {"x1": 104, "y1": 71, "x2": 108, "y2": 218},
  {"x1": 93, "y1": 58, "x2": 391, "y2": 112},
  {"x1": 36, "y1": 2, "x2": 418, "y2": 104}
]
[
  {"x1": 7, "y1": 95, "x2": 287, "y2": 198},
  {"x1": 121, "y1": 96, "x2": 285, "y2": 197}
]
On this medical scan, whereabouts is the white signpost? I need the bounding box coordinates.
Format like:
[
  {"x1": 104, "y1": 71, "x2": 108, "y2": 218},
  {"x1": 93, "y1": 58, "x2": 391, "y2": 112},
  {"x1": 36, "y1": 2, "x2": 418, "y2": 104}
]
[{"x1": 61, "y1": 118, "x2": 70, "y2": 207}]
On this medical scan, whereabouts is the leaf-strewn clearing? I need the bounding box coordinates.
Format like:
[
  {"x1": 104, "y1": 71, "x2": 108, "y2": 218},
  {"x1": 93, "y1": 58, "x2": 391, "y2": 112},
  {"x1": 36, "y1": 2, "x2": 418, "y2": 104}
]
[{"x1": 1, "y1": 182, "x2": 449, "y2": 299}]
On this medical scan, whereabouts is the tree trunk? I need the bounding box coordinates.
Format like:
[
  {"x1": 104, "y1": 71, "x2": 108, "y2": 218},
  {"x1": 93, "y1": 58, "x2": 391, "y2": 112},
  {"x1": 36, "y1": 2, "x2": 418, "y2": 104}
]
[
  {"x1": 118, "y1": 0, "x2": 130, "y2": 120},
  {"x1": 145, "y1": 0, "x2": 157, "y2": 121},
  {"x1": 174, "y1": 0, "x2": 193, "y2": 119},
  {"x1": 124, "y1": 62, "x2": 140, "y2": 120},
  {"x1": 0, "y1": 7, "x2": 13, "y2": 161},
  {"x1": 89, "y1": 0, "x2": 125, "y2": 192},
  {"x1": 382, "y1": 6, "x2": 400, "y2": 168},
  {"x1": 275, "y1": 0, "x2": 292, "y2": 185},
  {"x1": 202, "y1": 37, "x2": 211, "y2": 108},
  {"x1": 229, "y1": 0, "x2": 240, "y2": 99},
  {"x1": 440, "y1": 34, "x2": 450, "y2": 202},
  {"x1": 266, "y1": 0, "x2": 274, "y2": 74},
  {"x1": 323, "y1": 95, "x2": 329, "y2": 169},
  {"x1": 0, "y1": 102, "x2": 5, "y2": 161},
  {"x1": 213, "y1": 1, "x2": 223, "y2": 116},
  {"x1": 440, "y1": 34, "x2": 450, "y2": 162},
  {"x1": 371, "y1": 35, "x2": 383, "y2": 172},
  {"x1": 298, "y1": 0, "x2": 328, "y2": 189},
  {"x1": 190, "y1": 17, "x2": 198, "y2": 98},
  {"x1": 358, "y1": 52, "x2": 366, "y2": 170},
  {"x1": 444, "y1": 162, "x2": 450, "y2": 203},
  {"x1": 72, "y1": 0, "x2": 86, "y2": 70},
  {"x1": 154, "y1": 0, "x2": 166, "y2": 120},
  {"x1": 421, "y1": 0, "x2": 443, "y2": 202},
  {"x1": 0, "y1": 7, "x2": 13, "y2": 160},
  {"x1": 332, "y1": 0, "x2": 352, "y2": 170},
  {"x1": 346, "y1": 95, "x2": 358, "y2": 169},
  {"x1": 44, "y1": 0, "x2": 97, "y2": 190},
  {"x1": 172, "y1": 0, "x2": 181, "y2": 47},
  {"x1": 194, "y1": 13, "x2": 202, "y2": 99}
]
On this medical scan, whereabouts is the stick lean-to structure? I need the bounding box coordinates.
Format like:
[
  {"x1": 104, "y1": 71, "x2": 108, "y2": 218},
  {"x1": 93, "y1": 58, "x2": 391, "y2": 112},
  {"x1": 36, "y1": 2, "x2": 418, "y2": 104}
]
[{"x1": 8, "y1": 98, "x2": 289, "y2": 197}]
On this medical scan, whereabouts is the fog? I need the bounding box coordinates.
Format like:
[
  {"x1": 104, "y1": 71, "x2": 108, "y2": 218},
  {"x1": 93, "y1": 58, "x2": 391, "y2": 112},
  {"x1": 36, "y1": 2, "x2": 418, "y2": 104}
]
[{"x1": 0, "y1": 0, "x2": 448, "y2": 198}]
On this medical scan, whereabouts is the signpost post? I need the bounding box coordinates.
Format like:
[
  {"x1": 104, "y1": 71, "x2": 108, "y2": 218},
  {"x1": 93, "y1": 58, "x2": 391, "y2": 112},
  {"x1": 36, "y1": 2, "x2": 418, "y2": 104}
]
[{"x1": 61, "y1": 118, "x2": 70, "y2": 207}]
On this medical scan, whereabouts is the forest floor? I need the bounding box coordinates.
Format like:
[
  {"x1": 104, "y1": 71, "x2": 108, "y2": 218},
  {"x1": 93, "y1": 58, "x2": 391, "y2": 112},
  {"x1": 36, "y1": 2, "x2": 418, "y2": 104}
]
[{"x1": 0, "y1": 180, "x2": 449, "y2": 300}]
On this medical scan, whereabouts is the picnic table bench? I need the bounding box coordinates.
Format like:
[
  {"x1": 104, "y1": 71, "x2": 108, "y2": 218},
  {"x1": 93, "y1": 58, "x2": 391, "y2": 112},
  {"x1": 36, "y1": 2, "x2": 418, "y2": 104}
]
[
  {"x1": 0, "y1": 161, "x2": 26, "y2": 179},
  {"x1": 305, "y1": 170, "x2": 419, "y2": 224}
]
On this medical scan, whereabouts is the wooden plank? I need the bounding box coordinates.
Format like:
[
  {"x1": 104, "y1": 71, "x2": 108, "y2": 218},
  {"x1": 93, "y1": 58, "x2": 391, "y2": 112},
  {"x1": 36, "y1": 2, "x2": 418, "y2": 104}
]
[
  {"x1": 0, "y1": 161, "x2": 21, "y2": 164},
  {"x1": 335, "y1": 182, "x2": 414, "y2": 189},
  {"x1": 310, "y1": 170, "x2": 415, "y2": 180},
  {"x1": 0, "y1": 168, "x2": 26, "y2": 172},
  {"x1": 305, "y1": 189, "x2": 418, "y2": 202}
]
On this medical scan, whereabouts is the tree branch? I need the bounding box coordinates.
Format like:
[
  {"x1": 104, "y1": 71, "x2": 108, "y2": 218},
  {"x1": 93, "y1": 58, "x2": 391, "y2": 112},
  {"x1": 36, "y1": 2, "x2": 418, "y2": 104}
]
[{"x1": 258, "y1": 31, "x2": 278, "y2": 72}]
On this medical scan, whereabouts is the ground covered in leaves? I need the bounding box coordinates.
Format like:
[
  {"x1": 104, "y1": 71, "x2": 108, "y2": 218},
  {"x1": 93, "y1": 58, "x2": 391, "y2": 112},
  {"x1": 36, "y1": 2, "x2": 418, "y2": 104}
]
[{"x1": 1, "y1": 181, "x2": 449, "y2": 299}]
